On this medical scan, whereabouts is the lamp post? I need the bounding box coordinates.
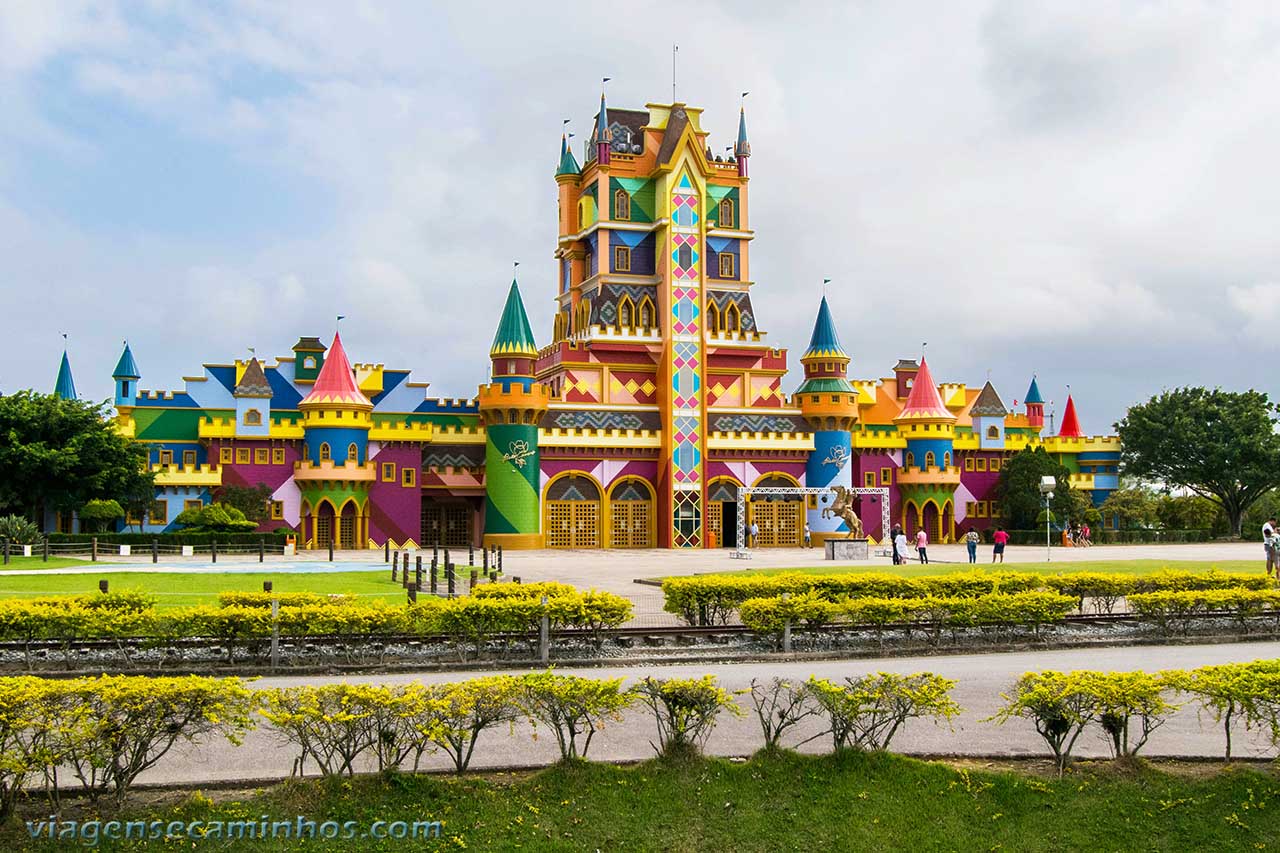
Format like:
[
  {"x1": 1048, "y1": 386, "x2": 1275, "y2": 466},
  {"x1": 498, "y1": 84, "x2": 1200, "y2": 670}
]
[{"x1": 1039, "y1": 476, "x2": 1056, "y2": 563}]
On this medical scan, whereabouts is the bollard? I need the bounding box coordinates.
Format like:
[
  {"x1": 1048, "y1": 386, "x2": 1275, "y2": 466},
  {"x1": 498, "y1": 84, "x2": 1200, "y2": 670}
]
[
  {"x1": 539, "y1": 595, "x2": 550, "y2": 665},
  {"x1": 513, "y1": 575, "x2": 521, "y2": 584},
  {"x1": 470, "y1": 568, "x2": 478, "y2": 591},
  {"x1": 328, "y1": 539, "x2": 334, "y2": 562},
  {"x1": 393, "y1": 551, "x2": 399, "y2": 575},
  {"x1": 447, "y1": 559, "x2": 455, "y2": 597},
  {"x1": 430, "y1": 559, "x2": 438, "y2": 594},
  {"x1": 99, "y1": 579, "x2": 109, "y2": 594},
  {"x1": 781, "y1": 592, "x2": 792, "y2": 653},
  {"x1": 211, "y1": 540, "x2": 217, "y2": 563},
  {"x1": 43, "y1": 536, "x2": 49, "y2": 562},
  {"x1": 469, "y1": 543, "x2": 474, "y2": 566},
  {"x1": 152, "y1": 538, "x2": 158, "y2": 563},
  {"x1": 407, "y1": 586, "x2": 417, "y2": 604},
  {"x1": 92, "y1": 537, "x2": 98, "y2": 562},
  {"x1": 403, "y1": 552, "x2": 410, "y2": 575},
  {"x1": 263, "y1": 580, "x2": 273, "y2": 593},
  {"x1": 258, "y1": 537, "x2": 265, "y2": 563},
  {"x1": 433, "y1": 543, "x2": 439, "y2": 564},
  {"x1": 385, "y1": 540, "x2": 390, "y2": 563},
  {"x1": 482, "y1": 548, "x2": 489, "y2": 572},
  {"x1": 443, "y1": 548, "x2": 450, "y2": 573},
  {"x1": 490, "y1": 570, "x2": 498, "y2": 583},
  {"x1": 270, "y1": 598, "x2": 280, "y2": 670},
  {"x1": 497, "y1": 544, "x2": 503, "y2": 571},
  {"x1": 415, "y1": 556, "x2": 423, "y2": 590},
  {"x1": 2, "y1": 538, "x2": 8, "y2": 565}
]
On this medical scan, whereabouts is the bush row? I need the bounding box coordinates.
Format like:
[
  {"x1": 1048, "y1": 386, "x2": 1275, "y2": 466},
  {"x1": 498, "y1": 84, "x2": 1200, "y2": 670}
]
[
  {"x1": 1001, "y1": 529, "x2": 1214, "y2": 545},
  {"x1": 663, "y1": 569, "x2": 1270, "y2": 625},
  {"x1": 1127, "y1": 589, "x2": 1280, "y2": 635},
  {"x1": 4, "y1": 661, "x2": 1277, "y2": 819},
  {"x1": 0, "y1": 590, "x2": 634, "y2": 668},
  {"x1": 44, "y1": 531, "x2": 293, "y2": 546}
]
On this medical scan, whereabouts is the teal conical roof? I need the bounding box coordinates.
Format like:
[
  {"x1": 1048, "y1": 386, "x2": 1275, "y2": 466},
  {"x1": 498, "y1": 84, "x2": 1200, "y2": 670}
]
[
  {"x1": 112, "y1": 342, "x2": 140, "y2": 379},
  {"x1": 1024, "y1": 376, "x2": 1044, "y2": 405},
  {"x1": 491, "y1": 280, "x2": 538, "y2": 358},
  {"x1": 801, "y1": 296, "x2": 847, "y2": 361},
  {"x1": 556, "y1": 134, "x2": 580, "y2": 177},
  {"x1": 54, "y1": 351, "x2": 77, "y2": 400}
]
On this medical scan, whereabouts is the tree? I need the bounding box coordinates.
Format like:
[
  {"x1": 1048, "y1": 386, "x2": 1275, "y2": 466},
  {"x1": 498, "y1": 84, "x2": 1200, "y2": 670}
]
[
  {"x1": 1157, "y1": 494, "x2": 1227, "y2": 534},
  {"x1": 213, "y1": 484, "x2": 273, "y2": 524},
  {"x1": 1099, "y1": 487, "x2": 1160, "y2": 530},
  {"x1": 0, "y1": 392, "x2": 153, "y2": 524},
  {"x1": 1116, "y1": 388, "x2": 1280, "y2": 537},
  {"x1": 994, "y1": 447, "x2": 1091, "y2": 529},
  {"x1": 78, "y1": 499, "x2": 124, "y2": 533}
]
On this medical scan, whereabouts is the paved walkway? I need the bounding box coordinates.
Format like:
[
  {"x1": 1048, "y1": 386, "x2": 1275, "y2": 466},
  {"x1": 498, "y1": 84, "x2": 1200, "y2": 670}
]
[{"x1": 141, "y1": 641, "x2": 1280, "y2": 786}]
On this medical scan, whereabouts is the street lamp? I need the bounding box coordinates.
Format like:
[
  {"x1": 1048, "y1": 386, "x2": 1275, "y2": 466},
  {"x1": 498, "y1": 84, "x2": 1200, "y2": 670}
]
[{"x1": 1039, "y1": 476, "x2": 1056, "y2": 563}]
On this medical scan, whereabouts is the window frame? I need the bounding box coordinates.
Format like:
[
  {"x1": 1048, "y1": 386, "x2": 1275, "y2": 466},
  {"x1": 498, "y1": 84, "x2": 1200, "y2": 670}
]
[
  {"x1": 614, "y1": 188, "x2": 631, "y2": 221},
  {"x1": 402, "y1": 467, "x2": 417, "y2": 488},
  {"x1": 182, "y1": 450, "x2": 197, "y2": 467},
  {"x1": 270, "y1": 501, "x2": 284, "y2": 521},
  {"x1": 347, "y1": 443, "x2": 359, "y2": 462},
  {"x1": 183, "y1": 499, "x2": 202, "y2": 513},
  {"x1": 382, "y1": 462, "x2": 397, "y2": 482},
  {"x1": 158, "y1": 449, "x2": 174, "y2": 466},
  {"x1": 864, "y1": 471, "x2": 876, "y2": 488},
  {"x1": 880, "y1": 467, "x2": 892, "y2": 484},
  {"x1": 319, "y1": 443, "x2": 331, "y2": 462},
  {"x1": 976, "y1": 458, "x2": 988, "y2": 472},
  {"x1": 719, "y1": 198, "x2": 735, "y2": 228},
  {"x1": 219, "y1": 447, "x2": 233, "y2": 464},
  {"x1": 149, "y1": 500, "x2": 168, "y2": 523},
  {"x1": 243, "y1": 409, "x2": 262, "y2": 426},
  {"x1": 255, "y1": 448, "x2": 270, "y2": 465},
  {"x1": 272, "y1": 448, "x2": 286, "y2": 465},
  {"x1": 235, "y1": 448, "x2": 251, "y2": 465},
  {"x1": 718, "y1": 251, "x2": 735, "y2": 279},
  {"x1": 614, "y1": 245, "x2": 631, "y2": 273}
]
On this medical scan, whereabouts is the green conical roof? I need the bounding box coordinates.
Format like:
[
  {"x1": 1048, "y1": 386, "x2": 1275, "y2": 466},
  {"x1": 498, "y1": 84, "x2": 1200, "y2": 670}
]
[
  {"x1": 801, "y1": 296, "x2": 848, "y2": 361},
  {"x1": 112, "y1": 342, "x2": 140, "y2": 379},
  {"x1": 54, "y1": 351, "x2": 77, "y2": 400},
  {"x1": 491, "y1": 280, "x2": 538, "y2": 358},
  {"x1": 556, "y1": 134, "x2": 580, "y2": 177}
]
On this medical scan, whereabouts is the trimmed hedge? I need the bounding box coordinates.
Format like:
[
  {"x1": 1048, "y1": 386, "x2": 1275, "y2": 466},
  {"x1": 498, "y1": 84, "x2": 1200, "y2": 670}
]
[
  {"x1": 1128, "y1": 589, "x2": 1280, "y2": 636},
  {"x1": 45, "y1": 531, "x2": 293, "y2": 546},
  {"x1": 664, "y1": 569, "x2": 1274, "y2": 626},
  {"x1": 1002, "y1": 529, "x2": 1213, "y2": 545}
]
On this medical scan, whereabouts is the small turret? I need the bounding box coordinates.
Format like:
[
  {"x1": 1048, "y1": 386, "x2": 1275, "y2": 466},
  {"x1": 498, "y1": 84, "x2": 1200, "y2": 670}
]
[
  {"x1": 592, "y1": 91, "x2": 612, "y2": 166},
  {"x1": 1024, "y1": 375, "x2": 1045, "y2": 429},
  {"x1": 734, "y1": 106, "x2": 751, "y2": 178},
  {"x1": 556, "y1": 133, "x2": 580, "y2": 178},
  {"x1": 1058, "y1": 394, "x2": 1083, "y2": 438},
  {"x1": 970, "y1": 380, "x2": 1008, "y2": 449},
  {"x1": 292, "y1": 337, "x2": 326, "y2": 384},
  {"x1": 298, "y1": 331, "x2": 373, "y2": 466},
  {"x1": 54, "y1": 350, "x2": 77, "y2": 401},
  {"x1": 234, "y1": 357, "x2": 273, "y2": 437},
  {"x1": 112, "y1": 342, "x2": 140, "y2": 409}
]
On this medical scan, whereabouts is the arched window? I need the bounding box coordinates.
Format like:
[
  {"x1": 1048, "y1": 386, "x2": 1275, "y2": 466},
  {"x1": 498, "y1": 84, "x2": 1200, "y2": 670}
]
[
  {"x1": 243, "y1": 409, "x2": 262, "y2": 426},
  {"x1": 347, "y1": 443, "x2": 359, "y2": 462},
  {"x1": 943, "y1": 452, "x2": 951, "y2": 468},
  {"x1": 725, "y1": 303, "x2": 741, "y2": 333},
  {"x1": 303, "y1": 356, "x2": 317, "y2": 369},
  {"x1": 319, "y1": 443, "x2": 331, "y2": 462},
  {"x1": 924, "y1": 451, "x2": 936, "y2": 468},
  {"x1": 905, "y1": 452, "x2": 915, "y2": 468},
  {"x1": 639, "y1": 296, "x2": 655, "y2": 331},
  {"x1": 615, "y1": 189, "x2": 631, "y2": 221},
  {"x1": 618, "y1": 296, "x2": 634, "y2": 331},
  {"x1": 719, "y1": 198, "x2": 735, "y2": 228},
  {"x1": 987, "y1": 425, "x2": 999, "y2": 439},
  {"x1": 706, "y1": 304, "x2": 721, "y2": 335}
]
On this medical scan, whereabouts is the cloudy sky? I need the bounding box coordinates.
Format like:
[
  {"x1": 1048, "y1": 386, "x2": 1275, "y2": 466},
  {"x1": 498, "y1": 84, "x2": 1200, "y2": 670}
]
[{"x1": 1, "y1": 1, "x2": 1276, "y2": 434}]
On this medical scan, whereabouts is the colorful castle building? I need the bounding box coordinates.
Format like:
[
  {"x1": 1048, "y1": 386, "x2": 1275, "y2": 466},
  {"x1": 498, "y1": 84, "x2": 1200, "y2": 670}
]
[{"x1": 47, "y1": 93, "x2": 1119, "y2": 547}]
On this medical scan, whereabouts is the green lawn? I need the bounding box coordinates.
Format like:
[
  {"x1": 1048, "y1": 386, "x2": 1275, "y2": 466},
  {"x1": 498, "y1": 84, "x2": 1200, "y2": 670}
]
[
  {"x1": 0, "y1": 556, "x2": 92, "y2": 571},
  {"x1": 9, "y1": 752, "x2": 1277, "y2": 851},
  {"x1": 693, "y1": 558, "x2": 1264, "y2": 580},
  {"x1": 0, "y1": 571, "x2": 409, "y2": 608}
]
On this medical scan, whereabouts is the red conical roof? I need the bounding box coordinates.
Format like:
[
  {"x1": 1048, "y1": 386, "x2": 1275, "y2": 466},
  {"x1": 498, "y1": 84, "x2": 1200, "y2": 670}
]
[
  {"x1": 1058, "y1": 395, "x2": 1083, "y2": 437},
  {"x1": 300, "y1": 331, "x2": 371, "y2": 409},
  {"x1": 894, "y1": 357, "x2": 954, "y2": 421}
]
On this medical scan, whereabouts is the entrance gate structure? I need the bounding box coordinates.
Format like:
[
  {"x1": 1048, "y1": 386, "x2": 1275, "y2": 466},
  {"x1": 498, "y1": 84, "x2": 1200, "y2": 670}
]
[{"x1": 734, "y1": 486, "x2": 890, "y2": 559}]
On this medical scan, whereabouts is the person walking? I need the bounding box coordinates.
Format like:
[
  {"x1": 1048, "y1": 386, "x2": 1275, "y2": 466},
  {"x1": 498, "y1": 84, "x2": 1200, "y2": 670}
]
[
  {"x1": 749, "y1": 521, "x2": 759, "y2": 549},
  {"x1": 890, "y1": 524, "x2": 902, "y2": 565},
  {"x1": 1265, "y1": 518, "x2": 1277, "y2": 578},
  {"x1": 964, "y1": 527, "x2": 979, "y2": 564},
  {"x1": 992, "y1": 526, "x2": 1009, "y2": 563},
  {"x1": 803, "y1": 521, "x2": 812, "y2": 549},
  {"x1": 894, "y1": 527, "x2": 910, "y2": 566},
  {"x1": 915, "y1": 528, "x2": 929, "y2": 564}
]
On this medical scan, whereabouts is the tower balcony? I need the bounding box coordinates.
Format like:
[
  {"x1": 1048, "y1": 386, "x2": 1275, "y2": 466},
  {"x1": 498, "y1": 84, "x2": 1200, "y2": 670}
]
[
  {"x1": 293, "y1": 459, "x2": 377, "y2": 483},
  {"x1": 150, "y1": 463, "x2": 223, "y2": 487},
  {"x1": 895, "y1": 465, "x2": 962, "y2": 487}
]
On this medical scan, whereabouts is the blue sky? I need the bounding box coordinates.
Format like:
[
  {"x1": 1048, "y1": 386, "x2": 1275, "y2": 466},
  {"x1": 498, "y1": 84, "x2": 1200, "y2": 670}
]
[{"x1": 2, "y1": 1, "x2": 1278, "y2": 434}]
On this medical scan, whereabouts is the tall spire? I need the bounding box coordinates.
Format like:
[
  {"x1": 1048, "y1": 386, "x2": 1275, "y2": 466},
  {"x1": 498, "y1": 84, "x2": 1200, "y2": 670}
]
[
  {"x1": 54, "y1": 350, "x2": 77, "y2": 400},
  {"x1": 593, "y1": 90, "x2": 611, "y2": 166},
  {"x1": 1058, "y1": 395, "x2": 1083, "y2": 438},
  {"x1": 557, "y1": 133, "x2": 580, "y2": 177},
  {"x1": 802, "y1": 295, "x2": 847, "y2": 361},
  {"x1": 734, "y1": 105, "x2": 751, "y2": 177},
  {"x1": 299, "y1": 331, "x2": 371, "y2": 409},
  {"x1": 491, "y1": 279, "x2": 538, "y2": 359},
  {"x1": 894, "y1": 356, "x2": 953, "y2": 422},
  {"x1": 112, "y1": 342, "x2": 140, "y2": 380}
]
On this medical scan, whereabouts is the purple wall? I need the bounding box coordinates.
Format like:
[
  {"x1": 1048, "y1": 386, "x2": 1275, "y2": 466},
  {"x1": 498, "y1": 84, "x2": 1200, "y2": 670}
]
[{"x1": 368, "y1": 445, "x2": 423, "y2": 544}]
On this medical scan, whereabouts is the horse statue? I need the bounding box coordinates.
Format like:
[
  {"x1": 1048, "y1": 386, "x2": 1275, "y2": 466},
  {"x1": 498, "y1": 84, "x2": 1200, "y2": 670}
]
[{"x1": 821, "y1": 485, "x2": 865, "y2": 539}]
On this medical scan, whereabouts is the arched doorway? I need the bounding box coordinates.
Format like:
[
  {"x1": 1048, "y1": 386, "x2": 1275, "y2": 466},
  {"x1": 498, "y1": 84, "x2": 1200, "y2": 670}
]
[
  {"x1": 705, "y1": 478, "x2": 742, "y2": 549},
  {"x1": 922, "y1": 500, "x2": 940, "y2": 544},
  {"x1": 608, "y1": 479, "x2": 654, "y2": 548},
  {"x1": 941, "y1": 501, "x2": 954, "y2": 543},
  {"x1": 544, "y1": 473, "x2": 602, "y2": 549},
  {"x1": 338, "y1": 500, "x2": 359, "y2": 549},
  {"x1": 749, "y1": 474, "x2": 803, "y2": 547},
  {"x1": 903, "y1": 501, "x2": 922, "y2": 538},
  {"x1": 314, "y1": 500, "x2": 335, "y2": 549}
]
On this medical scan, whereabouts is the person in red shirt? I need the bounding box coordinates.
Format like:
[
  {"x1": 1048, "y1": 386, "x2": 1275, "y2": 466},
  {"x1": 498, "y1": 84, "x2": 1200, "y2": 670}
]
[{"x1": 992, "y1": 526, "x2": 1009, "y2": 563}]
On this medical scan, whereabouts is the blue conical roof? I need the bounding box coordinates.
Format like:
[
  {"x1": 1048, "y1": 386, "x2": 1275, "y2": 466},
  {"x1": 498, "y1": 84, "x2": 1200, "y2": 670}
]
[
  {"x1": 556, "y1": 134, "x2": 580, "y2": 176},
  {"x1": 802, "y1": 296, "x2": 847, "y2": 361},
  {"x1": 734, "y1": 106, "x2": 751, "y2": 157},
  {"x1": 112, "y1": 342, "x2": 140, "y2": 379},
  {"x1": 1024, "y1": 376, "x2": 1044, "y2": 405},
  {"x1": 54, "y1": 351, "x2": 77, "y2": 400},
  {"x1": 593, "y1": 92, "x2": 610, "y2": 144}
]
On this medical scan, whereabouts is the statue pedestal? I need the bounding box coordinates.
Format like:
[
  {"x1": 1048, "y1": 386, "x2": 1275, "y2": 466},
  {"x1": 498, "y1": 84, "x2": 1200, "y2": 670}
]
[{"x1": 825, "y1": 539, "x2": 869, "y2": 561}]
